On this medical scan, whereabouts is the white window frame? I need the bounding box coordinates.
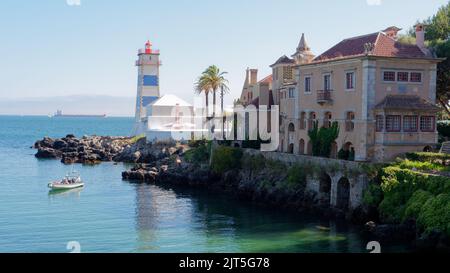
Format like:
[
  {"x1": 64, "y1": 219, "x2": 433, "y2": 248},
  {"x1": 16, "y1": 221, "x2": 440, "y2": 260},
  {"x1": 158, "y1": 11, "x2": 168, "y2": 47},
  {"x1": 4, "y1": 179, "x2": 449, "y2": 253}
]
[
  {"x1": 382, "y1": 70, "x2": 423, "y2": 84},
  {"x1": 323, "y1": 73, "x2": 332, "y2": 91},
  {"x1": 304, "y1": 76, "x2": 312, "y2": 94},
  {"x1": 288, "y1": 87, "x2": 295, "y2": 99},
  {"x1": 345, "y1": 71, "x2": 355, "y2": 91}
]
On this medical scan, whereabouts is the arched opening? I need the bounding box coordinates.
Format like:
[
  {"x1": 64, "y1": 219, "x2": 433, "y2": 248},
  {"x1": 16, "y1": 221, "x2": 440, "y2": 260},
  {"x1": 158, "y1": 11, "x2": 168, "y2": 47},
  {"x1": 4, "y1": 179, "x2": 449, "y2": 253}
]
[
  {"x1": 345, "y1": 111, "x2": 355, "y2": 132},
  {"x1": 339, "y1": 142, "x2": 355, "y2": 161},
  {"x1": 307, "y1": 141, "x2": 313, "y2": 155},
  {"x1": 288, "y1": 143, "x2": 294, "y2": 154},
  {"x1": 330, "y1": 141, "x2": 338, "y2": 159},
  {"x1": 319, "y1": 173, "x2": 332, "y2": 206},
  {"x1": 336, "y1": 177, "x2": 350, "y2": 210},
  {"x1": 323, "y1": 112, "x2": 332, "y2": 128},
  {"x1": 423, "y1": 145, "x2": 433, "y2": 152},
  {"x1": 299, "y1": 139, "x2": 305, "y2": 155},
  {"x1": 308, "y1": 112, "x2": 316, "y2": 131}
]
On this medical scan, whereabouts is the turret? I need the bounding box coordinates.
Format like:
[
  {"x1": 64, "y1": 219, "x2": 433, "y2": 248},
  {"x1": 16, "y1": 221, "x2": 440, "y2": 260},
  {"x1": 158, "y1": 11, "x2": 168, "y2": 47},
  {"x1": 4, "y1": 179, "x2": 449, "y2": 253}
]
[{"x1": 292, "y1": 33, "x2": 315, "y2": 64}]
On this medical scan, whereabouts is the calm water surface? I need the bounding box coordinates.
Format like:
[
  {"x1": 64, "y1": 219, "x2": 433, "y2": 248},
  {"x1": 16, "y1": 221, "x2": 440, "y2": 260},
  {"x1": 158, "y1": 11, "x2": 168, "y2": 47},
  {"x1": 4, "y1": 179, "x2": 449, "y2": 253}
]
[{"x1": 0, "y1": 116, "x2": 405, "y2": 253}]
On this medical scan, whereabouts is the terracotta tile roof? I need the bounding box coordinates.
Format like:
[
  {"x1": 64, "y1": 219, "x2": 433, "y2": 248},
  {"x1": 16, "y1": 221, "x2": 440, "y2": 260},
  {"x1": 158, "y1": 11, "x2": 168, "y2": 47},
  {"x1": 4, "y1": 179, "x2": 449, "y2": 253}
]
[
  {"x1": 258, "y1": 75, "x2": 273, "y2": 84},
  {"x1": 314, "y1": 32, "x2": 428, "y2": 62},
  {"x1": 270, "y1": 55, "x2": 295, "y2": 67},
  {"x1": 375, "y1": 95, "x2": 440, "y2": 111}
]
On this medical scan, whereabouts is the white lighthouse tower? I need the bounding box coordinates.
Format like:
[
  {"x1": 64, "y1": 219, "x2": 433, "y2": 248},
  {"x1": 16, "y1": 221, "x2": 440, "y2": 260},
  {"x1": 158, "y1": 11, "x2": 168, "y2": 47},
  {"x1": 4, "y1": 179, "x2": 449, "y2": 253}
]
[{"x1": 132, "y1": 40, "x2": 161, "y2": 135}]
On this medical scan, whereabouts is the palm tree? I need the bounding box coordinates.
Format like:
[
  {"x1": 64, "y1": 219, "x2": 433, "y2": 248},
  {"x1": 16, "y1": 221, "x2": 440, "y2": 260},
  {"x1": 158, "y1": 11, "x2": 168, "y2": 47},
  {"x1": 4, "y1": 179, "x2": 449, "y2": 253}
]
[
  {"x1": 194, "y1": 76, "x2": 210, "y2": 117},
  {"x1": 199, "y1": 65, "x2": 229, "y2": 118}
]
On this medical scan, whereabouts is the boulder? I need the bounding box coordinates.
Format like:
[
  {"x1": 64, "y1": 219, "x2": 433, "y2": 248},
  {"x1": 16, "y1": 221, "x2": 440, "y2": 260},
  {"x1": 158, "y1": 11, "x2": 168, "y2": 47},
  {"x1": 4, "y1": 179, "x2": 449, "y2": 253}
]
[{"x1": 35, "y1": 148, "x2": 60, "y2": 158}]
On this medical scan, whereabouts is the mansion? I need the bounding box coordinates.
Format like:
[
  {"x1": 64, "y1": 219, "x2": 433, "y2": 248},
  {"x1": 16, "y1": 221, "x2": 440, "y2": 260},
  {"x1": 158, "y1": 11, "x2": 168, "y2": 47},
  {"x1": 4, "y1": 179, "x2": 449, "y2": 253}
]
[{"x1": 239, "y1": 25, "x2": 442, "y2": 162}]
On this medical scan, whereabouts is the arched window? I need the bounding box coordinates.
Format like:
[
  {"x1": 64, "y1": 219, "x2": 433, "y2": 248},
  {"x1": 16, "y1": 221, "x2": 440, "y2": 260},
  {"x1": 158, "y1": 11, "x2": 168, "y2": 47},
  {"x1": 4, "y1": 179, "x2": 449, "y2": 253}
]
[
  {"x1": 300, "y1": 112, "x2": 307, "y2": 130},
  {"x1": 324, "y1": 112, "x2": 332, "y2": 128},
  {"x1": 308, "y1": 112, "x2": 316, "y2": 131},
  {"x1": 345, "y1": 111, "x2": 355, "y2": 132}
]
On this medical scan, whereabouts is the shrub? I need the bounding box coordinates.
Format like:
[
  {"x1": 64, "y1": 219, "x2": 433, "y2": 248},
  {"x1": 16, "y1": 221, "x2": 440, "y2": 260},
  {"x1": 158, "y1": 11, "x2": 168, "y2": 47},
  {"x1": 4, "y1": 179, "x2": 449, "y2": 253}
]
[
  {"x1": 363, "y1": 183, "x2": 384, "y2": 207},
  {"x1": 184, "y1": 143, "x2": 210, "y2": 164},
  {"x1": 394, "y1": 159, "x2": 447, "y2": 172},
  {"x1": 417, "y1": 194, "x2": 450, "y2": 236},
  {"x1": 211, "y1": 146, "x2": 243, "y2": 173},
  {"x1": 241, "y1": 154, "x2": 266, "y2": 171},
  {"x1": 405, "y1": 152, "x2": 450, "y2": 165},
  {"x1": 286, "y1": 164, "x2": 307, "y2": 190},
  {"x1": 403, "y1": 190, "x2": 433, "y2": 221}
]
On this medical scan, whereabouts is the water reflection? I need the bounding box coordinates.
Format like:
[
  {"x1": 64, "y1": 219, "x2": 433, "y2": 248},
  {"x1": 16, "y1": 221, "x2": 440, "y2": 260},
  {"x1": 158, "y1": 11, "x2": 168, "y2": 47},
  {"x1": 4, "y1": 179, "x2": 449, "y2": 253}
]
[
  {"x1": 132, "y1": 183, "x2": 369, "y2": 253},
  {"x1": 48, "y1": 187, "x2": 83, "y2": 200}
]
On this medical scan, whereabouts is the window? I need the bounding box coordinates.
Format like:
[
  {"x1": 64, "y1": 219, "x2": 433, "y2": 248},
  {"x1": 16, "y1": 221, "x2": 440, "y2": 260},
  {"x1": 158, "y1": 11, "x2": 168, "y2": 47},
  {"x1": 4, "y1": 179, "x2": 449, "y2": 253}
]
[
  {"x1": 403, "y1": 116, "x2": 418, "y2": 132},
  {"x1": 324, "y1": 112, "x2": 332, "y2": 128},
  {"x1": 383, "y1": 71, "x2": 395, "y2": 82},
  {"x1": 308, "y1": 112, "x2": 316, "y2": 130},
  {"x1": 274, "y1": 68, "x2": 279, "y2": 80},
  {"x1": 288, "y1": 87, "x2": 295, "y2": 98},
  {"x1": 410, "y1": 72, "x2": 422, "y2": 83},
  {"x1": 397, "y1": 72, "x2": 409, "y2": 82},
  {"x1": 346, "y1": 112, "x2": 355, "y2": 131},
  {"x1": 376, "y1": 115, "x2": 384, "y2": 132},
  {"x1": 324, "y1": 74, "x2": 331, "y2": 91},
  {"x1": 305, "y1": 77, "x2": 311, "y2": 93},
  {"x1": 420, "y1": 116, "x2": 435, "y2": 132},
  {"x1": 386, "y1": 115, "x2": 401, "y2": 132},
  {"x1": 300, "y1": 112, "x2": 306, "y2": 130},
  {"x1": 346, "y1": 72, "x2": 355, "y2": 90}
]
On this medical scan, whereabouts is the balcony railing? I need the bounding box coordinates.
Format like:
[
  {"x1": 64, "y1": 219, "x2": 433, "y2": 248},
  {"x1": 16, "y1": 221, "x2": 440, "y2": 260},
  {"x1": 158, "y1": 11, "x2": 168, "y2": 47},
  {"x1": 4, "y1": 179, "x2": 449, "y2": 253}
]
[{"x1": 317, "y1": 90, "x2": 333, "y2": 104}]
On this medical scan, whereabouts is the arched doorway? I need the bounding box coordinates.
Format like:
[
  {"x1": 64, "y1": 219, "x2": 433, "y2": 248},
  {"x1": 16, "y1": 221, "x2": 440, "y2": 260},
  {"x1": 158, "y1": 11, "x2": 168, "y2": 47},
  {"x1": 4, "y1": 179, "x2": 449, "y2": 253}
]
[
  {"x1": 319, "y1": 173, "x2": 332, "y2": 206},
  {"x1": 299, "y1": 139, "x2": 305, "y2": 155},
  {"x1": 340, "y1": 142, "x2": 355, "y2": 161},
  {"x1": 288, "y1": 123, "x2": 295, "y2": 154},
  {"x1": 288, "y1": 143, "x2": 294, "y2": 154},
  {"x1": 336, "y1": 177, "x2": 350, "y2": 210},
  {"x1": 423, "y1": 145, "x2": 433, "y2": 152}
]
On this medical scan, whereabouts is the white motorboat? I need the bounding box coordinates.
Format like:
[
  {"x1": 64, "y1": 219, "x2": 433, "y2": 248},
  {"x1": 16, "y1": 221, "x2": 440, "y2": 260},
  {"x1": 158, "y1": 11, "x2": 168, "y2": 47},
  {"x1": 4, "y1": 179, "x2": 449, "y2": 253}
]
[{"x1": 48, "y1": 171, "x2": 84, "y2": 190}]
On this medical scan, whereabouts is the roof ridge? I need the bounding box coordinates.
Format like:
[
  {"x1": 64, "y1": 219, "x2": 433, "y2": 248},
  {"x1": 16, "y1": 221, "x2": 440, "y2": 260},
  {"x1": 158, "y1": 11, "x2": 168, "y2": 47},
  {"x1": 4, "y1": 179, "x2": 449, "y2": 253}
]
[{"x1": 341, "y1": 31, "x2": 379, "y2": 42}]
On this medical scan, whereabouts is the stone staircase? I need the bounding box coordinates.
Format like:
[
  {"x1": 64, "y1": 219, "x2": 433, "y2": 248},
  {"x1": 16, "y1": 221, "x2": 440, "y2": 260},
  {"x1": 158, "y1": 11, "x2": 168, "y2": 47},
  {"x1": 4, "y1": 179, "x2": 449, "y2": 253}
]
[{"x1": 440, "y1": 141, "x2": 450, "y2": 154}]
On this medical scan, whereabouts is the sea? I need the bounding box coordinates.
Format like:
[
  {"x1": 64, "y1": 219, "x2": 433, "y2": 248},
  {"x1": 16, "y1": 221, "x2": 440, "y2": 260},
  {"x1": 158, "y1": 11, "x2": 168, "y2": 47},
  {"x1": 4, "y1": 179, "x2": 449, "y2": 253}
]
[{"x1": 0, "y1": 116, "x2": 406, "y2": 253}]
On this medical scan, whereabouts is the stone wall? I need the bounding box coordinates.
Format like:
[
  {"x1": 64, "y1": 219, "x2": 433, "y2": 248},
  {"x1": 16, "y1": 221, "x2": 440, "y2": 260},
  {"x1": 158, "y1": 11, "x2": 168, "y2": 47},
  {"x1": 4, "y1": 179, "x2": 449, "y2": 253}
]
[{"x1": 242, "y1": 149, "x2": 370, "y2": 210}]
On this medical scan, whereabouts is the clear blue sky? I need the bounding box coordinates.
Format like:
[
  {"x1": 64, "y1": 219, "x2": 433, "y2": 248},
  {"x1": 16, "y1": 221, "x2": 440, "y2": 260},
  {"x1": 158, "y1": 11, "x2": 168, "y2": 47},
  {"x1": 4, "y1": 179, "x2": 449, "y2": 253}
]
[{"x1": 0, "y1": 0, "x2": 448, "y2": 107}]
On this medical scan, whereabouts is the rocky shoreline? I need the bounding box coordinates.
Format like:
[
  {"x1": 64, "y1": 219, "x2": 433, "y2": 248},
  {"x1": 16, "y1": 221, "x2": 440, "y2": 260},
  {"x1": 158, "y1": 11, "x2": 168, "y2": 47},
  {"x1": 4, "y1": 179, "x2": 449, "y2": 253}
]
[
  {"x1": 34, "y1": 135, "x2": 185, "y2": 164},
  {"x1": 33, "y1": 135, "x2": 449, "y2": 251}
]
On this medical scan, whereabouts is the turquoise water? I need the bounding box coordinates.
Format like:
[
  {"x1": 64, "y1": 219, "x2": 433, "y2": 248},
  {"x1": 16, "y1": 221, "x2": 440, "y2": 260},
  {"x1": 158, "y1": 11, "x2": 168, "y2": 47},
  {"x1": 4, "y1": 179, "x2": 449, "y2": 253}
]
[{"x1": 0, "y1": 116, "x2": 402, "y2": 253}]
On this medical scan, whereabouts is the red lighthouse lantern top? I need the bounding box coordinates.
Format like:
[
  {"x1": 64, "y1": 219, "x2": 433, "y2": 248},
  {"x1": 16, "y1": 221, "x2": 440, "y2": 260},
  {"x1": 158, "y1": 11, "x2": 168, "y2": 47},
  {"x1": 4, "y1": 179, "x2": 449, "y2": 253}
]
[{"x1": 145, "y1": 40, "x2": 152, "y2": 54}]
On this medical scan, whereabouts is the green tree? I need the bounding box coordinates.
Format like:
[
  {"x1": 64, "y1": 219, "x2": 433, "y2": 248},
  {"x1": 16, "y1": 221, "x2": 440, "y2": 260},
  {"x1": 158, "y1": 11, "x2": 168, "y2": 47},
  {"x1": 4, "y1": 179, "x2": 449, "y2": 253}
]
[
  {"x1": 308, "y1": 121, "x2": 340, "y2": 157},
  {"x1": 195, "y1": 65, "x2": 229, "y2": 118},
  {"x1": 411, "y1": 2, "x2": 450, "y2": 114}
]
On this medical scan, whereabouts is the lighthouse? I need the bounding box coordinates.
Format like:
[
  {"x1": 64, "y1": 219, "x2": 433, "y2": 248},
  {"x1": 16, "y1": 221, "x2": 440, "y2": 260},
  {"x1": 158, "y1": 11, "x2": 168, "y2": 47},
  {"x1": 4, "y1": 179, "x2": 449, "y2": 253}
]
[{"x1": 133, "y1": 40, "x2": 161, "y2": 135}]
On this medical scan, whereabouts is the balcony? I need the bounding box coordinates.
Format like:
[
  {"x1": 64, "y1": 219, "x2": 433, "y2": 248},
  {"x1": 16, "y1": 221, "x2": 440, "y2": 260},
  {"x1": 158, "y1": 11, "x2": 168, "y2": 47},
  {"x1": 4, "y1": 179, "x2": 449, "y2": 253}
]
[{"x1": 317, "y1": 90, "x2": 333, "y2": 105}]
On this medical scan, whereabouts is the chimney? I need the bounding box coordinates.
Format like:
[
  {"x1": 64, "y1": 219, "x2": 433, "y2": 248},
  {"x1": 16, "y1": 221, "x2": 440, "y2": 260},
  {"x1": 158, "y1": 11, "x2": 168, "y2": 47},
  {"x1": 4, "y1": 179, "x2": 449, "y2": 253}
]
[
  {"x1": 250, "y1": 69, "x2": 258, "y2": 85},
  {"x1": 415, "y1": 24, "x2": 426, "y2": 50},
  {"x1": 383, "y1": 26, "x2": 401, "y2": 40},
  {"x1": 244, "y1": 68, "x2": 250, "y2": 86}
]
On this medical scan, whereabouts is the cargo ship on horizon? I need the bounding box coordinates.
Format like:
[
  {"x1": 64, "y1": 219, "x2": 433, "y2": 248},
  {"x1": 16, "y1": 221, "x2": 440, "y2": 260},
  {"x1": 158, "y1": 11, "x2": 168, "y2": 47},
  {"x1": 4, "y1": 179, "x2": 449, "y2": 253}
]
[{"x1": 52, "y1": 110, "x2": 107, "y2": 118}]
